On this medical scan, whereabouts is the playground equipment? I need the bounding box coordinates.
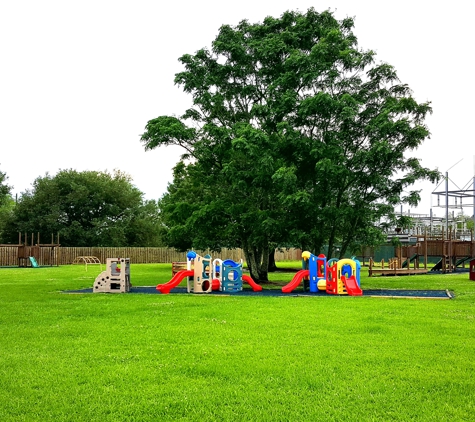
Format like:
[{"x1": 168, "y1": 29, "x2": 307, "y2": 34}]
[
  {"x1": 326, "y1": 258, "x2": 362, "y2": 295},
  {"x1": 93, "y1": 258, "x2": 131, "y2": 293},
  {"x1": 157, "y1": 251, "x2": 262, "y2": 294},
  {"x1": 187, "y1": 251, "x2": 214, "y2": 293},
  {"x1": 72, "y1": 256, "x2": 102, "y2": 272},
  {"x1": 369, "y1": 230, "x2": 475, "y2": 276},
  {"x1": 282, "y1": 251, "x2": 362, "y2": 296},
  {"x1": 29, "y1": 257, "x2": 39, "y2": 268},
  {"x1": 0, "y1": 232, "x2": 60, "y2": 267},
  {"x1": 282, "y1": 251, "x2": 326, "y2": 293},
  {"x1": 212, "y1": 258, "x2": 244, "y2": 293}
]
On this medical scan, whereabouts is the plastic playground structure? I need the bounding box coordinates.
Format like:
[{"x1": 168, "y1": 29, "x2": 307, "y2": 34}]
[
  {"x1": 156, "y1": 251, "x2": 263, "y2": 294},
  {"x1": 282, "y1": 251, "x2": 363, "y2": 296},
  {"x1": 90, "y1": 251, "x2": 361, "y2": 296},
  {"x1": 93, "y1": 258, "x2": 131, "y2": 293}
]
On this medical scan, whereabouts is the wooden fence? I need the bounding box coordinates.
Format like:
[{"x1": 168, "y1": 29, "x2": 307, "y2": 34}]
[
  {"x1": 0, "y1": 247, "x2": 18, "y2": 266},
  {"x1": 0, "y1": 246, "x2": 303, "y2": 267}
]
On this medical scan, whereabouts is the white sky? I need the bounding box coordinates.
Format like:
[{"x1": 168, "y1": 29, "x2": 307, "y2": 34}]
[{"x1": 1, "y1": 1, "x2": 474, "y2": 217}]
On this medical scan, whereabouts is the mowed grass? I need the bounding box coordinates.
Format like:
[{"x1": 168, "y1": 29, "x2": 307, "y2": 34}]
[{"x1": 1, "y1": 263, "x2": 475, "y2": 421}]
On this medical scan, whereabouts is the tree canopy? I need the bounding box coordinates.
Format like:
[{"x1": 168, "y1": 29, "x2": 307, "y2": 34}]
[
  {"x1": 141, "y1": 8, "x2": 439, "y2": 281},
  {"x1": 0, "y1": 167, "x2": 13, "y2": 242},
  {"x1": 0, "y1": 167, "x2": 11, "y2": 206},
  {"x1": 2, "y1": 169, "x2": 162, "y2": 247}
]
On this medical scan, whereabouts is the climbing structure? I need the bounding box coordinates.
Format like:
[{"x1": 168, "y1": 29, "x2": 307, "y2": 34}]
[
  {"x1": 187, "y1": 252, "x2": 213, "y2": 293},
  {"x1": 93, "y1": 258, "x2": 131, "y2": 293},
  {"x1": 283, "y1": 252, "x2": 362, "y2": 296},
  {"x1": 213, "y1": 258, "x2": 243, "y2": 293},
  {"x1": 156, "y1": 251, "x2": 262, "y2": 294}
]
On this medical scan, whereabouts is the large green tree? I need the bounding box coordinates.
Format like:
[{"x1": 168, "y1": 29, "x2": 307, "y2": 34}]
[
  {"x1": 141, "y1": 8, "x2": 438, "y2": 281},
  {"x1": 3, "y1": 169, "x2": 162, "y2": 247}
]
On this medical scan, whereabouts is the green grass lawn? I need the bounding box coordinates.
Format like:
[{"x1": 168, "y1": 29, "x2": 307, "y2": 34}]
[{"x1": 1, "y1": 263, "x2": 475, "y2": 421}]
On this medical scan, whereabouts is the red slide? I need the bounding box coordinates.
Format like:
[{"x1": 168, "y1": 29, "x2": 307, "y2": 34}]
[
  {"x1": 157, "y1": 270, "x2": 194, "y2": 294},
  {"x1": 342, "y1": 275, "x2": 363, "y2": 296},
  {"x1": 242, "y1": 275, "x2": 263, "y2": 292},
  {"x1": 282, "y1": 270, "x2": 310, "y2": 293}
]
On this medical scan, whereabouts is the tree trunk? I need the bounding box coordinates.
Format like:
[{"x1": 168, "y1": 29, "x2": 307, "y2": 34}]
[
  {"x1": 268, "y1": 249, "x2": 278, "y2": 272},
  {"x1": 244, "y1": 248, "x2": 259, "y2": 281},
  {"x1": 243, "y1": 243, "x2": 269, "y2": 282}
]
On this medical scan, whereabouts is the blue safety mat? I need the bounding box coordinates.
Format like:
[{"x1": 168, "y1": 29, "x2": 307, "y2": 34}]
[{"x1": 64, "y1": 286, "x2": 453, "y2": 298}]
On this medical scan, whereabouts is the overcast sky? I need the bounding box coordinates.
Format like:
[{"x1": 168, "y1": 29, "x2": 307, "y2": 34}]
[{"x1": 1, "y1": 1, "x2": 474, "y2": 217}]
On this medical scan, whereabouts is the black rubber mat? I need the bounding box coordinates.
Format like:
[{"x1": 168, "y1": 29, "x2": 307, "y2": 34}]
[{"x1": 64, "y1": 286, "x2": 453, "y2": 298}]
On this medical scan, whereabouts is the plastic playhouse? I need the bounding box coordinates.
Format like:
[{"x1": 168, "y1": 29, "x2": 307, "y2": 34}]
[
  {"x1": 156, "y1": 251, "x2": 262, "y2": 294},
  {"x1": 93, "y1": 258, "x2": 131, "y2": 293},
  {"x1": 282, "y1": 251, "x2": 362, "y2": 296}
]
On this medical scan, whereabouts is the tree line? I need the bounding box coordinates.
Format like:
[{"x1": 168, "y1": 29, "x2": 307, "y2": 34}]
[{"x1": 0, "y1": 168, "x2": 163, "y2": 247}]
